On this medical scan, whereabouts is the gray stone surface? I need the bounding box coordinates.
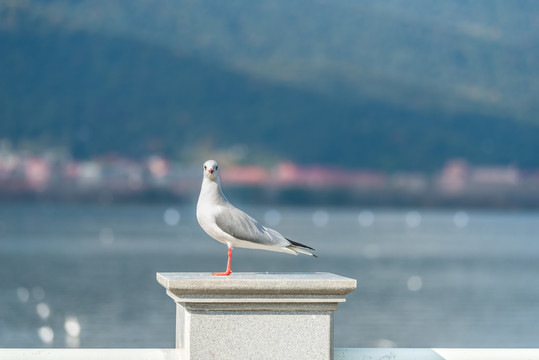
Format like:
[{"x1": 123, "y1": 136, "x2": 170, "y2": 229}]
[{"x1": 157, "y1": 272, "x2": 356, "y2": 360}]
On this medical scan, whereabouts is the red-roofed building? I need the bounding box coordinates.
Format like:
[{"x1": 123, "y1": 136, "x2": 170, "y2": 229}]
[{"x1": 221, "y1": 165, "x2": 269, "y2": 185}]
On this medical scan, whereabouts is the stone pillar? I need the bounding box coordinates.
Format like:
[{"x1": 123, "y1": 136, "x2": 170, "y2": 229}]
[{"x1": 157, "y1": 272, "x2": 356, "y2": 360}]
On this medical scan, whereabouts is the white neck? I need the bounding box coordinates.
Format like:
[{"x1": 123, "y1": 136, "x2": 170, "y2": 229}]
[{"x1": 198, "y1": 176, "x2": 228, "y2": 206}]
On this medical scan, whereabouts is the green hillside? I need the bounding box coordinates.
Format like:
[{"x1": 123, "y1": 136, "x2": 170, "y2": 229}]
[
  {"x1": 1, "y1": 3, "x2": 539, "y2": 170},
  {"x1": 9, "y1": 0, "x2": 539, "y2": 123}
]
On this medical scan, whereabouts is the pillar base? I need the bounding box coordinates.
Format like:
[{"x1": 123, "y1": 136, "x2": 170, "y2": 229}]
[{"x1": 157, "y1": 272, "x2": 356, "y2": 360}]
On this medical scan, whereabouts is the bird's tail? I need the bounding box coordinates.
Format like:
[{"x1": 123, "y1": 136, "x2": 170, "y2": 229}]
[{"x1": 286, "y1": 238, "x2": 318, "y2": 258}]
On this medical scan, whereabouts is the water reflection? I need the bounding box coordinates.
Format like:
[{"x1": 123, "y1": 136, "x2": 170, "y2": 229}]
[
  {"x1": 407, "y1": 275, "x2": 423, "y2": 292},
  {"x1": 163, "y1": 208, "x2": 181, "y2": 226},
  {"x1": 64, "y1": 316, "x2": 81, "y2": 337},
  {"x1": 376, "y1": 339, "x2": 397, "y2": 348},
  {"x1": 65, "y1": 316, "x2": 81, "y2": 347},
  {"x1": 38, "y1": 326, "x2": 54, "y2": 344},
  {"x1": 36, "y1": 302, "x2": 51, "y2": 319},
  {"x1": 312, "y1": 210, "x2": 329, "y2": 227},
  {"x1": 405, "y1": 211, "x2": 422, "y2": 228},
  {"x1": 263, "y1": 209, "x2": 282, "y2": 227},
  {"x1": 358, "y1": 210, "x2": 375, "y2": 228},
  {"x1": 66, "y1": 335, "x2": 80, "y2": 348},
  {"x1": 454, "y1": 211, "x2": 470, "y2": 228},
  {"x1": 17, "y1": 287, "x2": 30, "y2": 302}
]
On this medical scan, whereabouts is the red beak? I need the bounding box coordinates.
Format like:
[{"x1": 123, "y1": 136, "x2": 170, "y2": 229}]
[{"x1": 209, "y1": 169, "x2": 214, "y2": 174}]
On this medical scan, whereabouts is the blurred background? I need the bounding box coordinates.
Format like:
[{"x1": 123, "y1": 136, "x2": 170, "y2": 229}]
[{"x1": 1, "y1": 0, "x2": 539, "y2": 350}]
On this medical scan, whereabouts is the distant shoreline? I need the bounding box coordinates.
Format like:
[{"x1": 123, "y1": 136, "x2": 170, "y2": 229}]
[{"x1": 2, "y1": 186, "x2": 539, "y2": 209}]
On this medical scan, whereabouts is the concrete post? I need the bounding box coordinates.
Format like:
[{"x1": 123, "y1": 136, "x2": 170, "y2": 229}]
[{"x1": 157, "y1": 272, "x2": 356, "y2": 360}]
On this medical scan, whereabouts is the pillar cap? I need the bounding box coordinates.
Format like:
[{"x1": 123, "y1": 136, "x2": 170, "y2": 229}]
[{"x1": 157, "y1": 272, "x2": 357, "y2": 297}]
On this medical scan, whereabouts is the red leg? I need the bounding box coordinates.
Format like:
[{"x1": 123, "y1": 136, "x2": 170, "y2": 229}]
[{"x1": 212, "y1": 247, "x2": 232, "y2": 276}]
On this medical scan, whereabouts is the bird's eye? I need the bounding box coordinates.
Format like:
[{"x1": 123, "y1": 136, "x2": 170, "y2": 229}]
[
  {"x1": 216, "y1": 166, "x2": 218, "y2": 170},
  {"x1": 204, "y1": 165, "x2": 207, "y2": 170}
]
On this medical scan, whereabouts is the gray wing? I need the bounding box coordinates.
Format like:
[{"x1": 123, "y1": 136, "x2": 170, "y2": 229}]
[{"x1": 215, "y1": 205, "x2": 289, "y2": 247}]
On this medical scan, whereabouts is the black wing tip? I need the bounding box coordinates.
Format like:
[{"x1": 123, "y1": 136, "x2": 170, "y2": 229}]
[{"x1": 286, "y1": 237, "x2": 316, "y2": 251}]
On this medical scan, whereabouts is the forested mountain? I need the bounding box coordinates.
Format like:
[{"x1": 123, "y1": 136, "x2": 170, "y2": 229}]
[{"x1": 1, "y1": 1, "x2": 539, "y2": 170}]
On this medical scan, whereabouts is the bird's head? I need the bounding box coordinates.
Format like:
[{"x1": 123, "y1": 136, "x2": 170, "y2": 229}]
[{"x1": 203, "y1": 160, "x2": 219, "y2": 181}]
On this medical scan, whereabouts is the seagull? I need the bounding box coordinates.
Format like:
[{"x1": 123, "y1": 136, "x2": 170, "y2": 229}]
[{"x1": 196, "y1": 160, "x2": 317, "y2": 276}]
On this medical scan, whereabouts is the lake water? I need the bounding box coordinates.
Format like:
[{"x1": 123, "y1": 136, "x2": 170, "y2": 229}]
[{"x1": 1, "y1": 203, "x2": 538, "y2": 348}]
